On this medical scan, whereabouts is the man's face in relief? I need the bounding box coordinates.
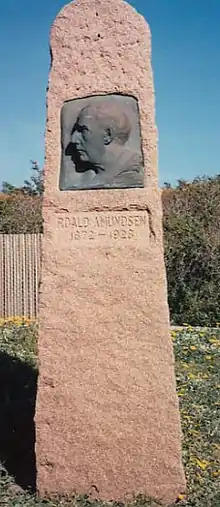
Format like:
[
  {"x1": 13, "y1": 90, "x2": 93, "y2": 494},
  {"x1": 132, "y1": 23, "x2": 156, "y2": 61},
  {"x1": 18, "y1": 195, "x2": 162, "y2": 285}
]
[
  {"x1": 71, "y1": 103, "x2": 131, "y2": 169},
  {"x1": 71, "y1": 108, "x2": 107, "y2": 166}
]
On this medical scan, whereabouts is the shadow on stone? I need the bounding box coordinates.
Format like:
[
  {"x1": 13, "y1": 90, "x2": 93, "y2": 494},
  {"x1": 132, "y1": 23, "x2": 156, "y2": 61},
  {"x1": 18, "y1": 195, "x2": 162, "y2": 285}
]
[{"x1": 0, "y1": 351, "x2": 37, "y2": 492}]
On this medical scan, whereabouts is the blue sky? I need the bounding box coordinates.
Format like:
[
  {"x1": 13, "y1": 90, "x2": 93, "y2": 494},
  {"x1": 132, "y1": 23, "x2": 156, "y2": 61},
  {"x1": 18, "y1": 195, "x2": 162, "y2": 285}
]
[{"x1": 0, "y1": 0, "x2": 219, "y2": 188}]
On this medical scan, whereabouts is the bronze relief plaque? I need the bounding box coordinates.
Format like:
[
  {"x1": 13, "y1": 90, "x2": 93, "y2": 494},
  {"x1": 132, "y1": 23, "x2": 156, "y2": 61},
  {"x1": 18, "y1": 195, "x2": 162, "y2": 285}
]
[{"x1": 59, "y1": 94, "x2": 144, "y2": 190}]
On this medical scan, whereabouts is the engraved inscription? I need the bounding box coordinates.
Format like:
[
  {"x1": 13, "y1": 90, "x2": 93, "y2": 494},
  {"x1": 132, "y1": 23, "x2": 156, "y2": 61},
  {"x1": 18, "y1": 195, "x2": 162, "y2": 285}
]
[{"x1": 56, "y1": 212, "x2": 148, "y2": 245}]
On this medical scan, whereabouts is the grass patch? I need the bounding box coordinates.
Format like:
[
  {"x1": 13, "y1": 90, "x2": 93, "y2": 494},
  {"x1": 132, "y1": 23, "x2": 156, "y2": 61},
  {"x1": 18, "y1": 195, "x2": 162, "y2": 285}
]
[{"x1": 0, "y1": 320, "x2": 219, "y2": 506}]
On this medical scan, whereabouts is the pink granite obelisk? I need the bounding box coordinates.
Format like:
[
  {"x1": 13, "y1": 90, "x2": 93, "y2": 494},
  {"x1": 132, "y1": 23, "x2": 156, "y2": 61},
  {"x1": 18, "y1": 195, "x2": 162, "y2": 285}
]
[{"x1": 35, "y1": 0, "x2": 186, "y2": 503}]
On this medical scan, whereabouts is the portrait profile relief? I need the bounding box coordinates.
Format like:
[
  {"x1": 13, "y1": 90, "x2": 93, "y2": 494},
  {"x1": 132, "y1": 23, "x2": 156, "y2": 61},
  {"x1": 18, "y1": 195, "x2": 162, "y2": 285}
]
[{"x1": 59, "y1": 94, "x2": 145, "y2": 191}]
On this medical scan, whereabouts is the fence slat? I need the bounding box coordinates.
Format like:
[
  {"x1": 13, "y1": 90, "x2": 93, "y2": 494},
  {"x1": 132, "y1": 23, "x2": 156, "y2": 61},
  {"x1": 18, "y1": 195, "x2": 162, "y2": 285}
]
[
  {"x1": 0, "y1": 234, "x2": 42, "y2": 319},
  {"x1": 29, "y1": 235, "x2": 35, "y2": 319},
  {"x1": 17, "y1": 235, "x2": 23, "y2": 317},
  {"x1": 5, "y1": 236, "x2": 11, "y2": 317},
  {"x1": 0, "y1": 235, "x2": 4, "y2": 318}
]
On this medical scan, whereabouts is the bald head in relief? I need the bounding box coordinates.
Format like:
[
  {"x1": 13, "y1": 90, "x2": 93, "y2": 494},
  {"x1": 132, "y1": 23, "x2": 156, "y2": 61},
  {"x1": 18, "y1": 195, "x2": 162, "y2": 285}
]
[{"x1": 59, "y1": 95, "x2": 144, "y2": 190}]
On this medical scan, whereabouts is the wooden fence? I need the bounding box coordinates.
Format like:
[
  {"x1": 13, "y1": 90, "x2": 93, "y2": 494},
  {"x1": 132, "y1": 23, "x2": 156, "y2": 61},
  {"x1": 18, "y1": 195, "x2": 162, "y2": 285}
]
[{"x1": 0, "y1": 234, "x2": 42, "y2": 319}]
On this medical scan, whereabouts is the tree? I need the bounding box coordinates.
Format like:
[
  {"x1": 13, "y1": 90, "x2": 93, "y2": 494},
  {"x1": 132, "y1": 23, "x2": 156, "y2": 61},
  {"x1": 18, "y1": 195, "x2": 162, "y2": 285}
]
[
  {"x1": 1, "y1": 181, "x2": 16, "y2": 194},
  {"x1": 1, "y1": 161, "x2": 44, "y2": 197},
  {"x1": 22, "y1": 161, "x2": 44, "y2": 196}
]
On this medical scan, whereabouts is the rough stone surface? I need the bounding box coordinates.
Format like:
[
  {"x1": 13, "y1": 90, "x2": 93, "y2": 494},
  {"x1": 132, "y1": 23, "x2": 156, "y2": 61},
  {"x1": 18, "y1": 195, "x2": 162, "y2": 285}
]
[{"x1": 35, "y1": 0, "x2": 186, "y2": 504}]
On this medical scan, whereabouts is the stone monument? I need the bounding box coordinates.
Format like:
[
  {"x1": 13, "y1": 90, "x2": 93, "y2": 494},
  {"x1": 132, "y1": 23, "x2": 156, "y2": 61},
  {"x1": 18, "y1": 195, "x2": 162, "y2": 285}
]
[{"x1": 35, "y1": 0, "x2": 186, "y2": 504}]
